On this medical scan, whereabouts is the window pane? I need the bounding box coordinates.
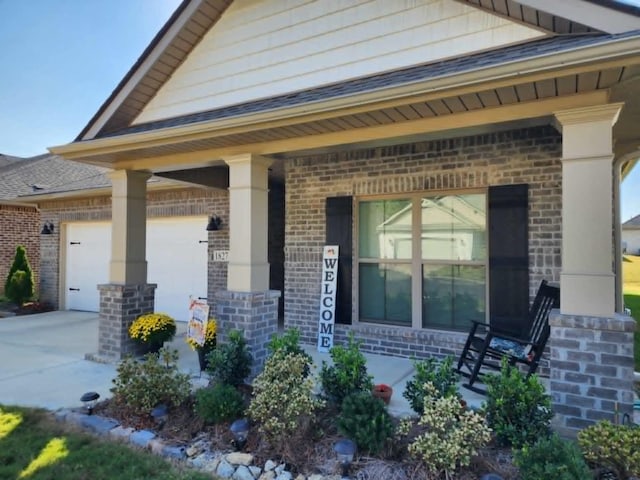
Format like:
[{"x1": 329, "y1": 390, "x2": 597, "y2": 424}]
[
  {"x1": 359, "y1": 199, "x2": 412, "y2": 259},
  {"x1": 421, "y1": 194, "x2": 486, "y2": 261},
  {"x1": 359, "y1": 263, "x2": 411, "y2": 326},
  {"x1": 422, "y1": 265, "x2": 486, "y2": 330}
]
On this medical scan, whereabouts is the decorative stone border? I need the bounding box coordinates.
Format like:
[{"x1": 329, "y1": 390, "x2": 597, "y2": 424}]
[{"x1": 53, "y1": 409, "x2": 342, "y2": 480}]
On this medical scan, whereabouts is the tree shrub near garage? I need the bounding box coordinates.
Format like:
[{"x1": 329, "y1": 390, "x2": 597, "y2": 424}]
[
  {"x1": 4, "y1": 245, "x2": 34, "y2": 306},
  {"x1": 337, "y1": 391, "x2": 394, "y2": 455}
]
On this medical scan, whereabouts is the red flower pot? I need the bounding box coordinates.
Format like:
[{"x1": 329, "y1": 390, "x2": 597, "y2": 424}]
[{"x1": 372, "y1": 383, "x2": 393, "y2": 405}]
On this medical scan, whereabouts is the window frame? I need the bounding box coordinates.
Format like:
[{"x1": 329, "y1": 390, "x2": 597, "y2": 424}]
[{"x1": 355, "y1": 188, "x2": 489, "y2": 330}]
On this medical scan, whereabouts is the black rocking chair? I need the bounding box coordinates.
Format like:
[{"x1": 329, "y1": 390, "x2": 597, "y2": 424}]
[{"x1": 456, "y1": 279, "x2": 560, "y2": 394}]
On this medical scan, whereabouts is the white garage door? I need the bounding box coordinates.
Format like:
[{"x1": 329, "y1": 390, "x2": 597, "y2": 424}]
[{"x1": 65, "y1": 217, "x2": 208, "y2": 321}]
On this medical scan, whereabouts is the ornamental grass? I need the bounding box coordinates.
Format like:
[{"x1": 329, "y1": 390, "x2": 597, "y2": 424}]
[{"x1": 129, "y1": 312, "x2": 176, "y2": 345}]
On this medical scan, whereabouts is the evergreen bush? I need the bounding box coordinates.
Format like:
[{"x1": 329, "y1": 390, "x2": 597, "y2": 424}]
[
  {"x1": 578, "y1": 420, "x2": 640, "y2": 479},
  {"x1": 403, "y1": 355, "x2": 459, "y2": 415},
  {"x1": 195, "y1": 383, "x2": 244, "y2": 424},
  {"x1": 4, "y1": 246, "x2": 34, "y2": 305},
  {"x1": 248, "y1": 351, "x2": 323, "y2": 450},
  {"x1": 514, "y1": 433, "x2": 591, "y2": 480},
  {"x1": 319, "y1": 332, "x2": 373, "y2": 405},
  {"x1": 110, "y1": 348, "x2": 190, "y2": 415},
  {"x1": 267, "y1": 327, "x2": 312, "y2": 376},
  {"x1": 206, "y1": 330, "x2": 253, "y2": 386},
  {"x1": 483, "y1": 358, "x2": 553, "y2": 448},
  {"x1": 399, "y1": 382, "x2": 491, "y2": 478},
  {"x1": 337, "y1": 391, "x2": 394, "y2": 455}
]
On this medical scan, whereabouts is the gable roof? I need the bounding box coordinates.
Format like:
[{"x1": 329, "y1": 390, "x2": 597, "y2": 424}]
[
  {"x1": 623, "y1": 213, "x2": 640, "y2": 228},
  {"x1": 77, "y1": 0, "x2": 640, "y2": 142},
  {"x1": 97, "y1": 30, "x2": 640, "y2": 139}
]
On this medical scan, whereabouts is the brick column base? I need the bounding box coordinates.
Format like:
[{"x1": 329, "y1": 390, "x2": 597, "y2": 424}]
[
  {"x1": 95, "y1": 283, "x2": 157, "y2": 360},
  {"x1": 214, "y1": 290, "x2": 281, "y2": 379},
  {"x1": 549, "y1": 309, "x2": 636, "y2": 437}
]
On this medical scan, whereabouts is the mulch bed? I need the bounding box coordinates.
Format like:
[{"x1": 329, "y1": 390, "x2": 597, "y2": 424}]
[
  {"x1": 0, "y1": 301, "x2": 54, "y2": 316},
  {"x1": 94, "y1": 393, "x2": 521, "y2": 479}
]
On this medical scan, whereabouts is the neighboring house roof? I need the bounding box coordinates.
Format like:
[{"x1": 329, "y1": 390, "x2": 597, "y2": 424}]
[
  {"x1": 0, "y1": 154, "x2": 111, "y2": 201},
  {"x1": 77, "y1": 0, "x2": 640, "y2": 141},
  {"x1": 97, "y1": 30, "x2": 640, "y2": 139},
  {"x1": 623, "y1": 213, "x2": 640, "y2": 229},
  {"x1": 0, "y1": 154, "x2": 23, "y2": 168}
]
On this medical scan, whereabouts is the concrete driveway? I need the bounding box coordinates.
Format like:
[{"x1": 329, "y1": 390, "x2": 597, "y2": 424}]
[{"x1": 0, "y1": 311, "x2": 201, "y2": 410}]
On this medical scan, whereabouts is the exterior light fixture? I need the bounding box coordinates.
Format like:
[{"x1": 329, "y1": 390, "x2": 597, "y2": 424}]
[
  {"x1": 41, "y1": 222, "x2": 54, "y2": 235},
  {"x1": 230, "y1": 418, "x2": 249, "y2": 451},
  {"x1": 80, "y1": 391, "x2": 100, "y2": 415},
  {"x1": 334, "y1": 438, "x2": 356, "y2": 479},
  {"x1": 206, "y1": 215, "x2": 222, "y2": 231},
  {"x1": 151, "y1": 404, "x2": 168, "y2": 427}
]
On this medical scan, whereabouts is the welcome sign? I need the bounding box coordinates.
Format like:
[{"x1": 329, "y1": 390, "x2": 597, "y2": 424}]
[{"x1": 317, "y1": 245, "x2": 339, "y2": 353}]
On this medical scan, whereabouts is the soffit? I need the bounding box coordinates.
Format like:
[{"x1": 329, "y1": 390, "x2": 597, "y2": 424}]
[{"x1": 458, "y1": 0, "x2": 598, "y2": 33}]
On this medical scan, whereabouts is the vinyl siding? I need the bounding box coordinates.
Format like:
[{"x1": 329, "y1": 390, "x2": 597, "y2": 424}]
[{"x1": 134, "y1": 0, "x2": 544, "y2": 124}]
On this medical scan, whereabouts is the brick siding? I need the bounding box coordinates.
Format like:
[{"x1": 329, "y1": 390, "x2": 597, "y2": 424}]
[
  {"x1": 283, "y1": 125, "x2": 563, "y2": 360},
  {"x1": 0, "y1": 204, "x2": 40, "y2": 298}
]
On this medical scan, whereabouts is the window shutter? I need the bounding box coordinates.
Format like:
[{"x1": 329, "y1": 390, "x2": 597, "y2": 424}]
[
  {"x1": 488, "y1": 184, "x2": 529, "y2": 336},
  {"x1": 325, "y1": 196, "x2": 352, "y2": 325}
]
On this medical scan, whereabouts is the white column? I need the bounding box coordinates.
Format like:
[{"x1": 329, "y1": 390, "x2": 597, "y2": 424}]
[
  {"x1": 554, "y1": 103, "x2": 623, "y2": 317},
  {"x1": 223, "y1": 154, "x2": 272, "y2": 291},
  {"x1": 108, "y1": 170, "x2": 151, "y2": 284}
]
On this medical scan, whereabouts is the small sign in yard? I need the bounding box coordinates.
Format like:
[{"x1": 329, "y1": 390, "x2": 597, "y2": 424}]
[{"x1": 187, "y1": 297, "x2": 210, "y2": 347}]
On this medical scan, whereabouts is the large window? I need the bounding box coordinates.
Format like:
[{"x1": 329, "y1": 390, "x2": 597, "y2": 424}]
[{"x1": 358, "y1": 192, "x2": 487, "y2": 330}]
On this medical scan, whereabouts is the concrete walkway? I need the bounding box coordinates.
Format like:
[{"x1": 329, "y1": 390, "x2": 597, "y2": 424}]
[{"x1": 0, "y1": 311, "x2": 486, "y2": 413}]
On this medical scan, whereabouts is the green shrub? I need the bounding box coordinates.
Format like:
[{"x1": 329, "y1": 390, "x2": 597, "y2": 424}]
[
  {"x1": 399, "y1": 382, "x2": 491, "y2": 477},
  {"x1": 111, "y1": 348, "x2": 190, "y2": 415},
  {"x1": 4, "y1": 246, "x2": 34, "y2": 305},
  {"x1": 338, "y1": 391, "x2": 394, "y2": 455},
  {"x1": 206, "y1": 330, "x2": 253, "y2": 386},
  {"x1": 482, "y1": 358, "x2": 553, "y2": 448},
  {"x1": 248, "y1": 351, "x2": 324, "y2": 450},
  {"x1": 267, "y1": 328, "x2": 312, "y2": 376},
  {"x1": 195, "y1": 383, "x2": 244, "y2": 424},
  {"x1": 403, "y1": 356, "x2": 459, "y2": 415},
  {"x1": 578, "y1": 420, "x2": 640, "y2": 479},
  {"x1": 319, "y1": 332, "x2": 373, "y2": 405},
  {"x1": 514, "y1": 433, "x2": 591, "y2": 480}
]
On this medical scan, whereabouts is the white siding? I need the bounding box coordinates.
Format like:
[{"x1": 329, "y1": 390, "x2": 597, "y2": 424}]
[
  {"x1": 623, "y1": 228, "x2": 640, "y2": 255},
  {"x1": 134, "y1": 0, "x2": 544, "y2": 124}
]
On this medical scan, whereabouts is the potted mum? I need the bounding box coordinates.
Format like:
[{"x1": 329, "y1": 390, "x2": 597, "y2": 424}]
[
  {"x1": 185, "y1": 317, "x2": 217, "y2": 371},
  {"x1": 129, "y1": 312, "x2": 176, "y2": 354}
]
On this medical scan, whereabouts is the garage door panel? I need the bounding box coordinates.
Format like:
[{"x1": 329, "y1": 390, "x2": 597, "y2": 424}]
[
  {"x1": 65, "y1": 223, "x2": 111, "y2": 312},
  {"x1": 65, "y1": 217, "x2": 207, "y2": 319}
]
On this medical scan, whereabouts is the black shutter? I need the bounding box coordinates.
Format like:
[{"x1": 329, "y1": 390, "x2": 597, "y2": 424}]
[
  {"x1": 488, "y1": 184, "x2": 529, "y2": 336},
  {"x1": 326, "y1": 196, "x2": 352, "y2": 325}
]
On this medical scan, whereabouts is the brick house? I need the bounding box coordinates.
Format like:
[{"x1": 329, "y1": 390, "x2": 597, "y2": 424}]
[
  {"x1": 0, "y1": 153, "x2": 105, "y2": 298},
  {"x1": 48, "y1": 0, "x2": 640, "y2": 435}
]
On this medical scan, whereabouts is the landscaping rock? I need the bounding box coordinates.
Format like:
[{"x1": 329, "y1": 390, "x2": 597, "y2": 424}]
[
  {"x1": 129, "y1": 429, "x2": 156, "y2": 448},
  {"x1": 249, "y1": 465, "x2": 262, "y2": 478},
  {"x1": 275, "y1": 472, "x2": 293, "y2": 480},
  {"x1": 79, "y1": 414, "x2": 119, "y2": 435},
  {"x1": 108, "y1": 425, "x2": 135, "y2": 442},
  {"x1": 226, "y1": 451, "x2": 254, "y2": 466},
  {"x1": 258, "y1": 471, "x2": 276, "y2": 480},
  {"x1": 216, "y1": 458, "x2": 236, "y2": 479},
  {"x1": 264, "y1": 459, "x2": 277, "y2": 471},
  {"x1": 232, "y1": 465, "x2": 255, "y2": 480},
  {"x1": 162, "y1": 445, "x2": 187, "y2": 460}
]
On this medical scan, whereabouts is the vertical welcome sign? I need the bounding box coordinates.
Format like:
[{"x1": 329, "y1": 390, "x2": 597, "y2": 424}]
[{"x1": 317, "y1": 245, "x2": 339, "y2": 353}]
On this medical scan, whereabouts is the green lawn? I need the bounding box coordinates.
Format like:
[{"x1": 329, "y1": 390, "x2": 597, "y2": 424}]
[
  {"x1": 0, "y1": 405, "x2": 213, "y2": 480},
  {"x1": 623, "y1": 255, "x2": 640, "y2": 370}
]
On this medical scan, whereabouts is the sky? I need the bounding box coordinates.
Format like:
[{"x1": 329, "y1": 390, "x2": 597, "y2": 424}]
[{"x1": 0, "y1": 0, "x2": 638, "y2": 220}]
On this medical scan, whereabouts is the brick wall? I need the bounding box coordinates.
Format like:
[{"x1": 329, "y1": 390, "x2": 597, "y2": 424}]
[
  {"x1": 283, "y1": 125, "x2": 563, "y2": 360},
  {"x1": 0, "y1": 204, "x2": 40, "y2": 298},
  {"x1": 38, "y1": 187, "x2": 229, "y2": 309}
]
